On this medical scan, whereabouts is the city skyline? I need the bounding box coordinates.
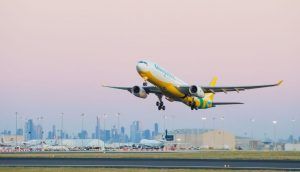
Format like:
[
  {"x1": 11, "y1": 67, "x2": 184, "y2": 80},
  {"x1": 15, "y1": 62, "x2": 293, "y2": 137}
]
[{"x1": 0, "y1": 113, "x2": 298, "y2": 142}]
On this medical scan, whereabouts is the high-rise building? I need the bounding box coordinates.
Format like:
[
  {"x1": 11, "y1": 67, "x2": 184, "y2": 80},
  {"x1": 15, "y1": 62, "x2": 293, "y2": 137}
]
[
  {"x1": 111, "y1": 125, "x2": 118, "y2": 142},
  {"x1": 288, "y1": 135, "x2": 294, "y2": 143},
  {"x1": 78, "y1": 130, "x2": 88, "y2": 139},
  {"x1": 130, "y1": 121, "x2": 141, "y2": 143},
  {"x1": 120, "y1": 126, "x2": 127, "y2": 143},
  {"x1": 25, "y1": 119, "x2": 35, "y2": 140},
  {"x1": 101, "y1": 130, "x2": 110, "y2": 142},
  {"x1": 52, "y1": 125, "x2": 56, "y2": 139},
  {"x1": 1, "y1": 130, "x2": 11, "y2": 135},
  {"x1": 121, "y1": 126, "x2": 125, "y2": 135},
  {"x1": 152, "y1": 122, "x2": 159, "y2": 138},
  {"x1": 47, "y1": 131, "x2": 52, "y2": 139},
  {"x1": 95, "y1": 116, "x2": 101, "y2": 139},
  {"x1": 47, "y1": 125, "x2": 56, "y2": 139},
  {"x1": 35, "y1": 125, "x2": 43, "y2": 140},
  {"x1": 142, "y1": 129, "x2": 151, "y2": 140},
  {"x1": 16, "y1": 128, "x2": 23, "y2": 136}
]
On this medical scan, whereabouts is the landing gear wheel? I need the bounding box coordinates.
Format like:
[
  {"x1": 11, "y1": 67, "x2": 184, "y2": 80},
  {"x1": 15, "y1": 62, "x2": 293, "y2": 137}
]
[
  {"x1": 143, "y1": 81, "x2": 147, "y2": 86},
  {"x1": 156, "y1": 94, "x2": 165, "y2": 111},
  {"x1": 160, "y1": 102, "x2": 164, "y2": 106},
  {"x1": 191, "y1": 106, "x2": 194, "y2": 110}
]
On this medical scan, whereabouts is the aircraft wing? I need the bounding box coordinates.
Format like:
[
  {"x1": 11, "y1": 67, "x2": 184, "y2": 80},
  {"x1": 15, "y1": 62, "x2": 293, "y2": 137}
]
[
  {"x1": 102, "y1": 85, "x2": 162, "y2": 94},
  {"x1": 202, "y1": 80, "x2": 283, "y2": 93}
]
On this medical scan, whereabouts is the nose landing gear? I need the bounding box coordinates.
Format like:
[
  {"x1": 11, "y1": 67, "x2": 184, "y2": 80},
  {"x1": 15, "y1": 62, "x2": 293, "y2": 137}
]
[
  {"x1": 143, "y1": 81, "x2": 147, "y2": 86},
  {"x1": 156, "y1": 94, "x2": 165, "y2": 111}
]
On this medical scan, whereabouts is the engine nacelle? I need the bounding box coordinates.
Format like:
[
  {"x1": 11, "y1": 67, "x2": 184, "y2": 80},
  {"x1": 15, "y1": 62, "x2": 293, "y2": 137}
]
[
  {"x1": 132, "y1": 86, "x2": 148, "y2": 98},
  {"x1": 189, "y1": 85, "x2": 205, "y2": 98}
]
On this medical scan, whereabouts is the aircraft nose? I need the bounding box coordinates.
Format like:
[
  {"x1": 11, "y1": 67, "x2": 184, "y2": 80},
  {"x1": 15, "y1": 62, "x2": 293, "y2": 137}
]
[{"x1": 136, "y1": 62, "x2": 148, "y2": 73}]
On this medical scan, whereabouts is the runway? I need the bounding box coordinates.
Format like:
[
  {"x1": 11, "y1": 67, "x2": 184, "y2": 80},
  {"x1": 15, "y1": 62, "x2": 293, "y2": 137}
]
[{"x1": 1, "y1": 158, "x2": 300, "y2": 170}]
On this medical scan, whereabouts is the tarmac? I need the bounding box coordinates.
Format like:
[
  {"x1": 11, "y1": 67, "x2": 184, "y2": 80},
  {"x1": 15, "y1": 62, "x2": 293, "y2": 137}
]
[{"x1": 1, "y1": 157, "x2": 300, "y2": 170}]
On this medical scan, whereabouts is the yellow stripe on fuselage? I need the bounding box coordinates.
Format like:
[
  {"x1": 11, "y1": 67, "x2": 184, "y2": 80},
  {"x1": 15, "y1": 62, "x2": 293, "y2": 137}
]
[
  {"x1": 139, "y1": 70, "x2": 213, "y2": 109},
  {"x1": 139, "y1": 71, "x2": 185, "y2": 98}
]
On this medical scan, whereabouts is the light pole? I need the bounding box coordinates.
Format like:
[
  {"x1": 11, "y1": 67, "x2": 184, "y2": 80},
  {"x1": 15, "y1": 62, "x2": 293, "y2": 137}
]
[
  {"x1": 60, "y1": 113, "x2": 64, "y2": 145},
  {"x1": 163, "y1": 114, "x2": 167, "y2": 132},
  {"x1": 201, "y1": 117, "x2": 207, "y2": 131},
  {"x1": 291, "y1": 118, "x2": 296, "y2": 143},
  {"x1": 212, "y1": 117, "x2": 216, "y2": 149},
  {"x1": 81, "y1": 113, "x2": 85, "y2": 148},
  {"x1": 220, "y1": 116, "x2": 225, "y2": 149},
  {"x1": 15, "y1": 112, "x2": 18, "y2": 149},
  {"x1": 96, "y1": 115, "x2": 101, "y2": 151},
  {"x1": 38, "y1": 116, "x2": 44, "y2": 140},
  {"x1": 103, "y1": 114, "x2": 108, "y2": 152},
  {"x1": 250, "y1": 118, "x2": 255, "y2": 140},
  {"x1": 36, "y1": 116, "x2": 43, "y2": 140},
  {"x1": 212, "y1": 117, "x2": 216, "y2": 130},
  {"x1": 272, "y1": 120, "x2": 277, "y2": 151},
  {"x1": 170, "y1": 115, "x2": 175, "y2": 131}
]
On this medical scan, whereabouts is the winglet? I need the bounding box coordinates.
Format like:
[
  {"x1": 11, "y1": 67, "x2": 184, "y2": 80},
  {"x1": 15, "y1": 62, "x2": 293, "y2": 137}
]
[
  {"x1": 210, "y1": 77, "x2": 218, "y2": 87},
  {"x1": 277, "y1": 80, "x2": 283, "y2": 86}
]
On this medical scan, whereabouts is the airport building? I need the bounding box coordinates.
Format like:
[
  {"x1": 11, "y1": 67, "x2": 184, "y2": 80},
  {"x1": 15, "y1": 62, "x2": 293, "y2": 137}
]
[
  {"x1": 1, "y1": 135, "x2": 25, "y2": 143},
  {"x1": 45, "y1": 139, "x2": 104, "y2": 148},
  {"x1": 284, "y1": 143, "x2": 300, "y2": 151},
  {"x1": 166, "y1": 129, "x2": 236, "y2": 150},
  {"x1": 235, "y1": 136, "x2": 265, "y2": 150}
]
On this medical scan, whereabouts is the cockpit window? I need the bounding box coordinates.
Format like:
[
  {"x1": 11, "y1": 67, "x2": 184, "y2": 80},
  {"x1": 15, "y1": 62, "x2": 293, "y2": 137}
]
[{"x1": 138, "y1": 61, "x2": 148, "y2": 65}]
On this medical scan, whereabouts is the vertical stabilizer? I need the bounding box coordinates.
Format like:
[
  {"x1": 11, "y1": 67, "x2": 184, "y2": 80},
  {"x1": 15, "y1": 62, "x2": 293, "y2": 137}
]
[{"x1": 205, "y1": 77, "x2": 218, "y2": 101}]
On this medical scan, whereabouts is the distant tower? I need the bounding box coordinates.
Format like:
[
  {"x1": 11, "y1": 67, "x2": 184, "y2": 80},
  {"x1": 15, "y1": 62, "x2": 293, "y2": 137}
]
[
  {"x1": 111, "y1": 125, "x2": 118, "y2": 142},
  {"x1": 142, "y1": 129, "x2": 151, "y2": 139},
  {"x1": 36, "y1": 125, "x2": 43, "y2": 140},
  {"x1": 130, "y1": 121, "x2": 141, "y2": 143},
  {"x1": 52, "y1": 125, "x2": 56, "y2": 139},
  {"x1": 120, "y1": 126, "x2": 125, "y2": 143},
  {"x1": 25, "y1": 119, "x2": 35, "y2": 140},
  {"x1": 154, "y1": 123, "x2": 159, "y2": 136},
  {"x1": 95, "y1": 116, "x2": 100, "y2": 139},
  {"x1": 121, "y1": 126, "x2": 125, "y2": 135}
]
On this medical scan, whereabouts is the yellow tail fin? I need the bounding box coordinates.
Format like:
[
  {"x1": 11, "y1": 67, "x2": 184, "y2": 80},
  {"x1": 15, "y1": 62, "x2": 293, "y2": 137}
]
[
  {"x1": 210, "y1": 77, "x2": 218, "y2": 87},
  {"x1": 206, "y1": 77, "x2": 218, "y2": 101}
]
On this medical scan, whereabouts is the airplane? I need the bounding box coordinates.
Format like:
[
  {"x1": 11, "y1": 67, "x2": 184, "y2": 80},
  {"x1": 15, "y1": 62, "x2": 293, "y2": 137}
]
[
  {"x1": 139, "y1": 139, "x2": 164, "y2": 149},
  {"x1": 103, "y1": 60, "x2": 282, "y2": 110},
  {"x1": 0, "y1": 138, "x2": 13, "y2": 147}
]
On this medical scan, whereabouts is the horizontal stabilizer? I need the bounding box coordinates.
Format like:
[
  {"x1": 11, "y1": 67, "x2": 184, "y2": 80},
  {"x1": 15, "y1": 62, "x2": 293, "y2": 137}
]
[{"x1": 212, "y1": 102, "x2": 244, "y2": 106}]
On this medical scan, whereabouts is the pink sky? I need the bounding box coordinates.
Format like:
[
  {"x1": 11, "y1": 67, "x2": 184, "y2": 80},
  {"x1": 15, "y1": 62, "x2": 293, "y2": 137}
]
[{"x1": 0, "y1": 0, "x2": 299, "y2": 138}]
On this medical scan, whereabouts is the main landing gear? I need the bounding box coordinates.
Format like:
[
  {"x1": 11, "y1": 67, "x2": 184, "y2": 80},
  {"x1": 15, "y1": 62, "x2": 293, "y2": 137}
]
[
  {"x1": 189, "y1": 101, "x2": 198, "y2": 110},
  {"x1": 156, "y1": 101, "x2": 165, "y2": 110},
  {"x1": 191, "y1": 106, "x2": 198, "y2": 110},
  {"x1": 156, "y1": 94, "x2": 166, "y2": 111}
]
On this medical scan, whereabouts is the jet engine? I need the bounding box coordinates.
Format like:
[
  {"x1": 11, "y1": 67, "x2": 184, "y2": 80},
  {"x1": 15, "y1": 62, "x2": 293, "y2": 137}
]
[
  {"x1": 189, "y1": 85, "x2": 205, "y2": 98},
  {"x1": 132, "y1": 86, "x2": 148, "y2": 98}
]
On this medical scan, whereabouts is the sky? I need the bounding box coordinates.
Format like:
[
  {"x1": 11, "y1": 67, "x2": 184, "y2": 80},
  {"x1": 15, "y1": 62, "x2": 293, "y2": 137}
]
[{"x1": 0, "y1": 0, "x2": 299, "y2": 139}]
